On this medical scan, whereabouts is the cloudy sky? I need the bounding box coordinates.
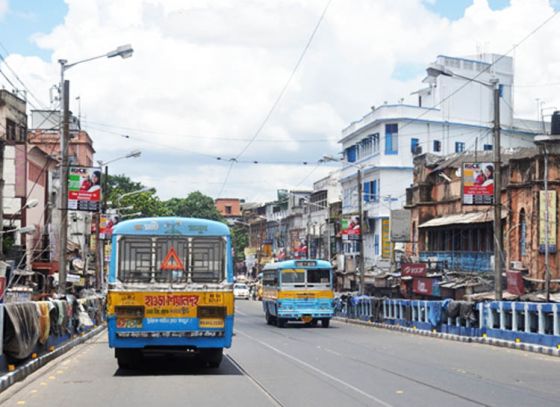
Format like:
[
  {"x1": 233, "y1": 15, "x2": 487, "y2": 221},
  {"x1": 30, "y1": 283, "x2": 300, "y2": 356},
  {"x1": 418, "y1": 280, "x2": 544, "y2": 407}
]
[{"x1": 1, "y1": 0, "x2": 560, "y2": 202}]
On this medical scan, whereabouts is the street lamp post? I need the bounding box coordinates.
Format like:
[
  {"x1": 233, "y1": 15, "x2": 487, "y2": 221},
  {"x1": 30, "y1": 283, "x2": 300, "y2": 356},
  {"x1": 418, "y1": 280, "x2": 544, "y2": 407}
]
[
  {"x1": 95, "y1": 150, "x2": 141, "y2": 290},
  {"x1": 427, "y1": 65, "x2": 503, "y2": 300},
  {"x1": 58, "y1": 44, "x2": 134, "y2": 295}
]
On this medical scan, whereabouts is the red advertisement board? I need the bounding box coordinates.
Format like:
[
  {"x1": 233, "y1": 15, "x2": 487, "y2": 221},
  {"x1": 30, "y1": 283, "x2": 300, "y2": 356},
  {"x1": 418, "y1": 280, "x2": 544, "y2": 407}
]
[
  {"x1": 413, "y1": 277, "x2": 433, "y2": 296},
  {"x1": 401, "y1": 263, "x2": 427, "y2": 277},
  {"x1": 68, "y1": 166, "x2": 102, "y2": 212},
  {"x1": 463, "y1": 162, "x2": 494, "y2": 205},
  {"x1": 506, "y1": 270, "x2": 525, "y2": 296}
]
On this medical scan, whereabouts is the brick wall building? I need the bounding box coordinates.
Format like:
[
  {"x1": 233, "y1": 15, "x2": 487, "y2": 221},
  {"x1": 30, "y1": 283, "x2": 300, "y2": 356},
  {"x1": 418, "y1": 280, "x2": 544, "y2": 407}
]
[{"x1": 406, "y1": 147, "x2": 560, "y2": 288}]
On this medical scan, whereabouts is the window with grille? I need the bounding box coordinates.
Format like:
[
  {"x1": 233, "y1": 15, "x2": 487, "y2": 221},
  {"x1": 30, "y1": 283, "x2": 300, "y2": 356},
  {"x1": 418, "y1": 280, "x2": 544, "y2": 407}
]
[{"x1": 118, "y1": 236, "x2": 226, "y2": 284}]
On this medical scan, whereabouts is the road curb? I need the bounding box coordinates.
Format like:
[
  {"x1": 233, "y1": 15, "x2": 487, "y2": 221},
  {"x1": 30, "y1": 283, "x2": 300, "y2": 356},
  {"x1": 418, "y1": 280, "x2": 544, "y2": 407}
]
[
  {"x1": 0, "y1": 325, "x2": 106, "y2": 394},
  {"x1": 332, "y1": 317, "x2": 560, "y2": 357}
]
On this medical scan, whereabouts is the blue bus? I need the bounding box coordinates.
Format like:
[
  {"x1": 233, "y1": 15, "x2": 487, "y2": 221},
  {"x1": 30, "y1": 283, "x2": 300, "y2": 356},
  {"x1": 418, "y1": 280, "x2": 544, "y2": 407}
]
[
  {"x1": 106, "y1": 217, "x2": 234, "y2": 368},
  {"x1": 262, "y1": 259, "x2": 334, "y2": 328}
]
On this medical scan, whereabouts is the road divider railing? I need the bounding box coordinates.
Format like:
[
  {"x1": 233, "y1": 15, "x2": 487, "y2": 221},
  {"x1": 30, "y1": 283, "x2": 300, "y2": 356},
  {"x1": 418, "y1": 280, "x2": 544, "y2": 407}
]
[
  {"x1": 0, "y1": 295, "x2": 105, "y2": 379},
  {"x1": 334, "y1": 296, "x2": 560, "y2": 350}
]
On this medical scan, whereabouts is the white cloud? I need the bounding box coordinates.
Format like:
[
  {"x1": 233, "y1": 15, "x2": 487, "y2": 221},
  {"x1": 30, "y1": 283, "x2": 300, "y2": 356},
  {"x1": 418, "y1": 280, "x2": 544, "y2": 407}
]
[
  {"x1": 0, "y1": 0, "x2": 7, "y2": 19},
  {"x1": 4, "y1": 0, "x2": 560, "y2": 202}
]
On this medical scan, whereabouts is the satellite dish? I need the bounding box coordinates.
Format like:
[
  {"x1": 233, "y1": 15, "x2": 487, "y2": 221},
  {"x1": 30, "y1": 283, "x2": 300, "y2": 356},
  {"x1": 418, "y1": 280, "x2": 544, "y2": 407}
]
[{"x1": 455, "y1": 168, "x2": 462, "y2": 177}]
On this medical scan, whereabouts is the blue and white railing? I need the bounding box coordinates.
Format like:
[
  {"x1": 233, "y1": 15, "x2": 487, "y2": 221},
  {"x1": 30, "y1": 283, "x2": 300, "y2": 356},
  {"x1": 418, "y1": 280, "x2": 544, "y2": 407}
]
[{"x1": 335, "y1": 296, "x2": 560, "y2": 349}]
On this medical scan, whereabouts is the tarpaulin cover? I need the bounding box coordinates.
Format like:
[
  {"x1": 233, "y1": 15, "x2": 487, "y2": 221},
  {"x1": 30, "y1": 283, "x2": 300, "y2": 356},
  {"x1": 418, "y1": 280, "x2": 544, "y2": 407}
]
[
  {"x1": 3, "y1": 302, "x2": 40, "y2": 359},
  {"x1": 36, "y1": 301, "x2": 52, "y2": 344}
]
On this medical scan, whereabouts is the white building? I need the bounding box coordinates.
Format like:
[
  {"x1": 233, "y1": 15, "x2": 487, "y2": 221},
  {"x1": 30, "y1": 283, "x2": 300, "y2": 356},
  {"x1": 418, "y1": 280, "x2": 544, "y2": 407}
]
[{"x1": 338, "y1": 53, "x2": 543, "y2": 272}]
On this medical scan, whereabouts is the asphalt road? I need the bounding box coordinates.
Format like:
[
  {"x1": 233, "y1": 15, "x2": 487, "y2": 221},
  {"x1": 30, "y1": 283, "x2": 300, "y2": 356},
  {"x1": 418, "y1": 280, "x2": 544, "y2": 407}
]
[{"x1": 1, "y1": 300, "x2": 559, "y2": 407}]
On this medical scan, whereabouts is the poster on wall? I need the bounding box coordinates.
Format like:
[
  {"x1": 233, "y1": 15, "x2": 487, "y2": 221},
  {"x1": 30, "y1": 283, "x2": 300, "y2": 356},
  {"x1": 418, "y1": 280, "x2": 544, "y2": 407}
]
[
  {"x1": 462, "y1": 162, "x2": 494, "y2": 205},
  {"x1": 381, "y1": 218, "x2": 391, "y2": 258},
  {"x1": 68, "y1": 166, "x2": 102, "y2": 212},
  {"x1": 539, "y1": 190, "x2": 557, "y2": 254}
]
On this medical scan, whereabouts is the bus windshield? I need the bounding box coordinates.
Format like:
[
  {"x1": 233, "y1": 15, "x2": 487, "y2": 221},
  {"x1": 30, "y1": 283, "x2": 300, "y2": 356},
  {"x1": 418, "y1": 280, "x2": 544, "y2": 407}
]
[
  {"x1": 281, "y1": 269, "x2": 305, "y2": 285},
  {"x1": 117, "y1": 236, "x2": 226, "y2": 284},
  {"x1": 307, "y1": 269, "x2": 331, "y2": 285}
]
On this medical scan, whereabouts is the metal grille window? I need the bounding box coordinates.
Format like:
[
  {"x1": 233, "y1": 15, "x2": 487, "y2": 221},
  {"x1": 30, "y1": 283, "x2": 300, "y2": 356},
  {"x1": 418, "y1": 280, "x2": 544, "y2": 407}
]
[
  {"x1": 191, "y1": 238, "x2": 225, "y2": 283},
  {"x1": 118, "y1": 237, "x2": 153, "y2": 283},
  {"x1": 118, "y1": 236, "x2": 226, "y2": 284}
]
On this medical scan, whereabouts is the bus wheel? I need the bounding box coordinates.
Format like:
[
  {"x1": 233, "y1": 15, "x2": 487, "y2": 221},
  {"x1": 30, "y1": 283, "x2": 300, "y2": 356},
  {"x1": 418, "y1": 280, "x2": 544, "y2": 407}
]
[
  {"x1": 115, "y1": 348, "x2": 140, "y2": 370},
  {"x1": 277, "y1": 318, "x2": 286, "y2": 328},
  {"x1": 308, "y1": 319, "x2": 318, "y2": 327},
  {"x1": 266, "y1": 311, "x2": 273, "y2": 325},
  {"x1": 321, "y1": 318, "x2": 330, "y2": 328},
  {"x1": 201, "y1": 348, "x2": 223, "y2": 368}
]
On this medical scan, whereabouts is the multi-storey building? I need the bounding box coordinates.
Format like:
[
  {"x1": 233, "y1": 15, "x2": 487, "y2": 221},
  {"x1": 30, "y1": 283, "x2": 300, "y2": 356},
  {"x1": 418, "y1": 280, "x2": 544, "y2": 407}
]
[{"x1": 338, "y1": 53, "x2": 543, "y2": 273}]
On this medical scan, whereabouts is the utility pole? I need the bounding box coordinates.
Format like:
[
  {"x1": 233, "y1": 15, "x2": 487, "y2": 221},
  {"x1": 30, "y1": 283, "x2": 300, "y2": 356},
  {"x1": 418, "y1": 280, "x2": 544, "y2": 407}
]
[
  {"x1": 0, "y1": 139, "x2": 5, "y2": 258},
  {"x1": 492, "y1": 80, "x2": 503, "y2": 301},
  {"x1": 58, "y1": 78, "x2": 70, "y2": 295},
  {"x1": 357, "y1": 168, "x2": 365, "y2": 295},
  {"x1": 544, "y1": 145, "x2": 551, "y2": 301}
]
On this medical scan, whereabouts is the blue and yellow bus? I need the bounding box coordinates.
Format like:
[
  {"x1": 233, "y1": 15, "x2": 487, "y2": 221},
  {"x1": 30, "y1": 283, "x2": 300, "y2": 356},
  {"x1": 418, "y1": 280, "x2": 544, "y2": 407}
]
[
  {"x1": 106, "y1": 217, "x2": 234, "y2": 368},
  {"x1": 262, "y1": 259, "x2": 334, "y2": 328}
]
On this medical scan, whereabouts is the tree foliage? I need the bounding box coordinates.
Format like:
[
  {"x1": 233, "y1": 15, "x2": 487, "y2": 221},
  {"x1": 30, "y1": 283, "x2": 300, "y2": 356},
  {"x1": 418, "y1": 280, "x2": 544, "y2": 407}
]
[
  {"x1": 163, "y1": 191, "x2": 223, "y2": 221},
  {"x1": 104, "y1": 176, "x2": 248, "y2": 258},
  {"x1": 105, "y1": 174, "x2": 168, "y2": 218},
  {"x1": 230, "y1": 224, "x2": 248, "y2": 262}
]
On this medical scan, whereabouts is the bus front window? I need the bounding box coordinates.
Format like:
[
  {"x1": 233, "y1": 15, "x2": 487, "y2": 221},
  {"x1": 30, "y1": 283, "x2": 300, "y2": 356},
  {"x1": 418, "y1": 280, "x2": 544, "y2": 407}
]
[
  {"x1": 306, "y1": 269, "x2": 331, "y2": 287},
  {"x1": 281, "y1": 269, "x2": 305, "y2": 286}
]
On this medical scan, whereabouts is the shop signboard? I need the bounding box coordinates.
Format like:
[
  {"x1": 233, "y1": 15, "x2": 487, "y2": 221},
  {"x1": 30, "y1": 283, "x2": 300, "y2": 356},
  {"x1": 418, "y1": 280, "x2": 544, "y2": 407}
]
[
  {"x1": 390, "y1": 209, "x2": 411, "y2": 242},
  {"x1": 539, "y1": 190, "x2": 557, "y2": 254},
  {"x1": 412, "y1": 277, "x2": 433, "y2": 296},
  {"x1": 401, "y1": 263, "x2": 427, "y2": 277},
  {"x1": 340, "y1": 216, "x2": 360, "y2": 238},
  {"x1": 68, "y1": 166, "x2": 102, "y2": 212},
  {"x1": 381, "y1": 218, "x2": 390, "y2": 258},
  {"x1": 462, "y1": 162, "x2": 494, "y2": 205},
  {"x1": 99, "y1": 214, "x2": 110, "y2": 239}
]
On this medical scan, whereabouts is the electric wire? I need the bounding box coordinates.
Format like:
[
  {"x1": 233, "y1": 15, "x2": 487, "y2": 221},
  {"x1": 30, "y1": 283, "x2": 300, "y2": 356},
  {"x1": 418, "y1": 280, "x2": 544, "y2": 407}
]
[
  {"x1": 396, "y1": 9, "x2": 560, "y2": 136},
  {"x1": 217, "y1": 0, "x2": 333, "y2": 196}
]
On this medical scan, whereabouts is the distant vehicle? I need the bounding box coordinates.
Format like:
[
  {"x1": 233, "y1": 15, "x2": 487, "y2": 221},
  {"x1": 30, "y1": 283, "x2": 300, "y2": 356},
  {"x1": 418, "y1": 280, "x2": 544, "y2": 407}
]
[
  {"x1": 106, "y1": 217, "x2": 235, "y2": 369},
  {"x1": 262, "y1": 259, "x2": 334, "y2": 328},
  {"x1": 233, "y1": 283, "x2": 250, "y2": 300}
]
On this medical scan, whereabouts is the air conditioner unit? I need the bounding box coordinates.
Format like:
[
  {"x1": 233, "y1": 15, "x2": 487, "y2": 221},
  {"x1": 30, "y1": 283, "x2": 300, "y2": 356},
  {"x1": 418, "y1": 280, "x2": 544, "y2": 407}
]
[{"x1": 510, "y1": 261, "x2": 527, "y2": 271}]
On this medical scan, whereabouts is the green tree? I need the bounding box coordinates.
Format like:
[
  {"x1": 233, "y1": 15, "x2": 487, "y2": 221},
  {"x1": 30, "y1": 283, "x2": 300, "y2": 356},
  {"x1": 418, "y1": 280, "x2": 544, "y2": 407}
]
[
  {"x1": 163, "y1": 191, "x2": 223, "y2": 221},
  {"x1": 230, "y1": 224, "x2": 248, "y2": 262},
  {"x1": 105, "y1": 174, "x2": 168, "y2": 218}
]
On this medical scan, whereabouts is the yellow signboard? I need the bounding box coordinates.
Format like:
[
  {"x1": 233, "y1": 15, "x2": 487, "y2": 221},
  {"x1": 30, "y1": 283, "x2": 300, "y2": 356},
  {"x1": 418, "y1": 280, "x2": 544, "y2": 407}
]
[
  {"x1": 382, "y1": 218, "x2": 391, "y2": 258},
  {"x1": 107, "y1": 291, "x2": 234, "y2": 318},
  {"x1": 539, "y1": 191, "x2": 557, "y2": 253}
]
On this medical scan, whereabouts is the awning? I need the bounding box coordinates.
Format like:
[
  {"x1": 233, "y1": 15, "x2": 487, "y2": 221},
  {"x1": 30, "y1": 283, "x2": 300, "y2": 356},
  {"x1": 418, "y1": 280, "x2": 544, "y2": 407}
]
[{"x1": 419, "y1": 210, "x2": 506, "y2": 228}]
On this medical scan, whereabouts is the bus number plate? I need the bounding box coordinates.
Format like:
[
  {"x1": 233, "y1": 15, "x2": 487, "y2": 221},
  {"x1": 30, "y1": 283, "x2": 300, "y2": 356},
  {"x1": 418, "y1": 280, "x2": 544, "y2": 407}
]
[
  {"x1": 205, "y1": 293, "x2": 223, "y2": 304},
  {"x1": 199, "y1": 318, "x2": 224, "y2": 328}
]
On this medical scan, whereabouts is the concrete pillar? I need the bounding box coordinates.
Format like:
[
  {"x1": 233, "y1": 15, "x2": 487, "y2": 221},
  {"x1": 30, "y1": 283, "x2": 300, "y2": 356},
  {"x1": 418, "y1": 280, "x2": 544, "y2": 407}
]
[{"x1": 524, "y1": 303, "x2": 531, "y2": 333}]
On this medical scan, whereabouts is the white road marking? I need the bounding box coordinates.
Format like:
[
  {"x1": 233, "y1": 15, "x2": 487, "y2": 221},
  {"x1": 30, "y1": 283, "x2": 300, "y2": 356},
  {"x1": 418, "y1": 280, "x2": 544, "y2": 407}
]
[{"x1": 237, "y1": 330, "x2": 394, "y2": 407}]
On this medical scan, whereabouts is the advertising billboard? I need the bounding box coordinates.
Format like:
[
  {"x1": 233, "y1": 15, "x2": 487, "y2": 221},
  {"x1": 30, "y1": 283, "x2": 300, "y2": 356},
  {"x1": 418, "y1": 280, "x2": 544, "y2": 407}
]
[
  {"x1": 381, "y1": 218, "x2": 390, "y2": 258},
  {"x1": 401, "y1": 263, "x2": 427, "y2": 277},
  {"x1": 340, "y1": 216, "x2": 360, "y2": 238},
  {"x1": 462, "y1": 162, "x2": 494, "y2": 205},
  {"x1": 539, "y1": 190, "x2": 557, "y2": 254},
  {"x1": 68, "y1": 166, "x2": 102, "y2": 212},
  {"x1": 390, "y1": 209, "x2": 411, "y2": 242}
]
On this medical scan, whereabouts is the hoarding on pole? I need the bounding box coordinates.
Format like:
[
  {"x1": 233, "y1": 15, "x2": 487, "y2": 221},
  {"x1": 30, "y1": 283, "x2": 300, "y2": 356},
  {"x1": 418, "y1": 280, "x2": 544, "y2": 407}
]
[
  {"x1": 462, "y1": 162, "x2": 494, "y2": 205},
  {"x1": 390, "y1": 209, "x2": 411, "y2": 242},
  {"x1": 539, "y1": 190, "x2": 557, "y2": 254},
  {"x1": 68, "y1": 166, "x2": 102, "y2": 212}
]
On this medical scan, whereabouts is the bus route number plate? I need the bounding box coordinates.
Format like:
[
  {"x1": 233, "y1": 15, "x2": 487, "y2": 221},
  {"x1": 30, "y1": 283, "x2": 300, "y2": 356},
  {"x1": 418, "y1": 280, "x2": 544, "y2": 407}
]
[
  {"x1": 205, "y1": 293, "x2": 223, "y2": 304},
  {"x1": 199, "y1": 318, "x2": 224, "y2": 328}
]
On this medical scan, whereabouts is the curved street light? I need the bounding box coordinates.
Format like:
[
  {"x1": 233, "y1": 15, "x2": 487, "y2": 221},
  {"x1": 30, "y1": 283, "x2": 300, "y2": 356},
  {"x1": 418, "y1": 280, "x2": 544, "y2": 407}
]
[{"x1": 58, "y1": 44, "x2": 134, "y2": 295}]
